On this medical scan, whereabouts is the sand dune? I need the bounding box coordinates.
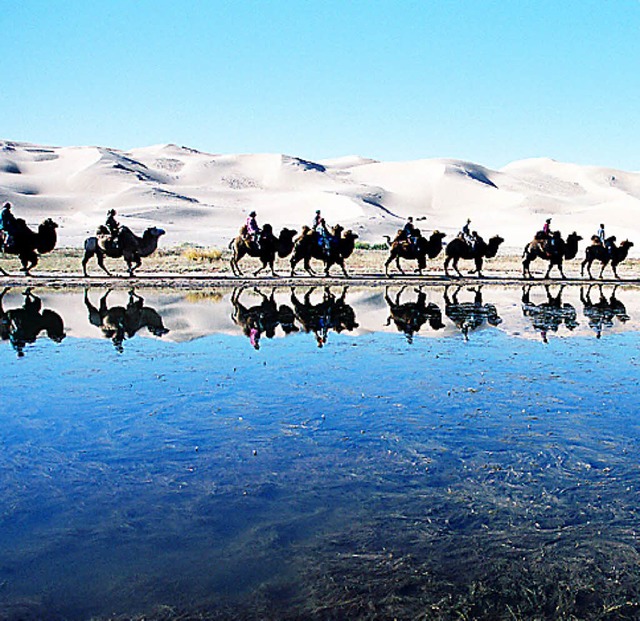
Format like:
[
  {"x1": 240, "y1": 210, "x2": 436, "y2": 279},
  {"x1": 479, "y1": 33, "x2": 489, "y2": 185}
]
[{"x1": 1, "y1": 139, "x2": 638, "y2": 255}]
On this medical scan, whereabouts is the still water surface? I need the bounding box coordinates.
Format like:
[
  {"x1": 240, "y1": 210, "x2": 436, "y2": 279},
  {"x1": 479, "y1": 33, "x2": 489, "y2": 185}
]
[{"x1": 1, "y1": 285, "x2": 639, "y2": 620}]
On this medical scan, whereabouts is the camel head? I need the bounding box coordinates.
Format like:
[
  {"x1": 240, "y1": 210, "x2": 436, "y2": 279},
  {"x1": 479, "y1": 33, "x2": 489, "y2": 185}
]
[
  {"x1": 146, "y1": 227, "x2": 166, "y2": 239},
  {"x1": 621, "y1": 240, "x2": 634, "y2": 249},
  {"x1": 40, "y1": 218, "x2": 58, "y2": 230},
  {"x1": 430, "y1": 231, "x2": 447, "y2": 244},
  {"x1": 331, "y1": 224, "x2": 344, "y2": 237},
  {"x1": 279, "y1": 227, "x2": 297, "y2": 242},
  {"x1": 343, "y1": 230, "x2": 358, "y2": 241}
]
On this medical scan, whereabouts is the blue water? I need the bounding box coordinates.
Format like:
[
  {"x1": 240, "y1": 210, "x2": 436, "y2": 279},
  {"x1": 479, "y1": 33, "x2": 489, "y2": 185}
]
[{"x1": 1, "y1": 287, "x2": 640, "y2": 619}]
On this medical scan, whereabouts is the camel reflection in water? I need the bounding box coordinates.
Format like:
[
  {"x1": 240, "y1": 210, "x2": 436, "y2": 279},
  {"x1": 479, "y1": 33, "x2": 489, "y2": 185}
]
[
  {"x1": 444, "y1": 285, "x2": 502, "y2": 341},
  {"x1": 84, "y1": 288, "x2": 169, "y2": 352},
  {"x1": 230, "y1": 287, "x2": 298, "y2": 350},
  {"x1": 0, "y1": 287, "x2": 65, "y2": 356},
  {"x1": 521, "y1": 285, "x2": 579, "y2": 343},
  {"x1": 385, "y1": 285, "x2": 445, "y2": 343},
  {"x1": 580, "y1": 285, "x2": 630, "y2": 339},
  {"x1": 291, "y1": 286, "x2": 359, "y2": 347}
]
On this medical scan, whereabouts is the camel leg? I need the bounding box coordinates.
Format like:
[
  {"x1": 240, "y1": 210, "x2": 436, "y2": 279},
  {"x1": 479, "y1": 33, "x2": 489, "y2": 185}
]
[
  {"x1": 444, "y1": 256, "x2": 451, "y2": 277},
  {"x1": 95, "y1": 252, "x2": 112, "y2": 277},
  {"x1": 580, "y1": 258, "x2": 587, "y2": 278},
  {"x1": 612, "y1": 263, "x2": 620, "y2": 280},
  {"x1": 396, "y1": 258, "x2": 405, "y2": 275},
  {"x1": 254, "y1": 262, "x2": 266, "y2": 276},
  {"x1": 0, "y1": 265, "x2": 7, "y2": 276},
  {"x1": 384, "y1": 254, "x2": 394, "y2": 277},
  {"x1": 339, "y1": 260, "x2": 350, "y2": 279},
  {"x1": 453, "y1": 258, "x2": 464, "y2": 278}
]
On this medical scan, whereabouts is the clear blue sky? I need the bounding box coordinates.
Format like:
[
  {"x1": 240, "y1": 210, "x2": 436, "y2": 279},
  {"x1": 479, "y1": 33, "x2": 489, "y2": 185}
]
[{"x1": 3, "y1": 0, "x2": 640, "y2": 169}]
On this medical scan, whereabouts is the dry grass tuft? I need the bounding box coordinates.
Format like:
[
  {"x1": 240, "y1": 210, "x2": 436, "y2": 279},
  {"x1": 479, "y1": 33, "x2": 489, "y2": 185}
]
[{"x1": 181, "y1": 247, "x2": 223, "y2": 263}]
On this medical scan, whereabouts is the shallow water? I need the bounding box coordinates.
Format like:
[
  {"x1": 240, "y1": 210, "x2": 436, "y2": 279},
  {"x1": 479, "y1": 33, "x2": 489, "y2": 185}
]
[{"x1": 1, "y1": 285, "x2": 640, "y2": 620}]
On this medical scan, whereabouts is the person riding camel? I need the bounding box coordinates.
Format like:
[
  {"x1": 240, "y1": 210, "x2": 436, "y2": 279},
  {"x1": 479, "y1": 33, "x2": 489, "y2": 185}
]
[
  {"x1": 0, "y1": 202, "x2": 18, "y2": 251},
  {"x1": 604, "y1": 234, "x2": 616, "y2": 257},
  {"x1": 546, "y1": 230, "x2": 562, "y2": 256},
  {"x1": 459, "y1": 218, "x2": 473, "y2": 247},
  {"x1": 313, "y1": 210, "x2": 323, "y2": 231},
  {"x1": 470, "y1": 230, "x2": 484, "y2": 253},
  {"x1": 316, "y1": 218, "x2": 331, "y2": 253},
  {"x1": 596, "y1": 223, "x2": 606, "y2": 245},
  {"x1": 542, "y1": 218, "x2": 552, "y2": 238},
  {"x1": 245, "y1": 211, "x2": 261, "y2": 248},
  {"x1": 102, "y1": 209, "x2": 122, "y2": 250}
]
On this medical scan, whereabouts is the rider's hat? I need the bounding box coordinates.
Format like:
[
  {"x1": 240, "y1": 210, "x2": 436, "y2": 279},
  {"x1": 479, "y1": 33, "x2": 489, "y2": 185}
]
[
  {"x1": 249, "y1": 210, "x2": 256, "y2": 217},
  {"x1": 107, "y1": 209, "x2": 116, "y2": 215},
  {"x1": 3, "y1": 202, "x2": 10, "y2": 209},
  {"x1": 316, "y1": 209, "x2": 321, "y2": 214}
]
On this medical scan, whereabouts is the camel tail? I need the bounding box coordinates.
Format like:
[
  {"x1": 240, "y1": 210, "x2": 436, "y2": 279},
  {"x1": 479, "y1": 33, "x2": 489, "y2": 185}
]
[{"x1": 228, "y1": 239, "x2": 234, "y2": 251}]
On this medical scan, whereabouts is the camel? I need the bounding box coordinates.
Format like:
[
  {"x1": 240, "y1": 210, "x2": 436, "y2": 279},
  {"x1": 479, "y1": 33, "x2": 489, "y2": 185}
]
[
  {"x1": 521, "y1": 284, "x2": 578, "y2": 342},
  {"x1": 230, "y1": 287, "x2": 298, "y2": 348},
  {"x1": 0, "y1": 218, "x2": 58, "y2": 275},
  {"x1": 290, "y1": 286, "x2": 358, "y2": 346},
  {"x1": 84, "y1": 288, "x2": 168, "y2": 352},
  {"x1": 522, "y1": 232, "x2": 582, "y2": 279},
  {"x1": 229, "y1": 225, "x2": 297, "y2": 277},
  {"x1": 444, "y1": 285, "x2": 502, "y2": 340},
  {"x1": 82, "y1": 225, "x2": 165, "y2": 277},
  {"x1": 290, "y1": 225, "x2": 359, "y2": 277},
  {"x1": 383, "y1": 230, "x2": 446, "y2": 277},
  {"x1": 0, "y1": 287, "x2": 65, "y2": 356},
  {"x1": 581, "y1": 238, "x2": 634, "y2": 279},
  {"x1": 444, "y1": 235, "x2": 504, "y2": 278},
  {"x1": 580, "y1": 284, "x2": 629, "y2": 338},
  {"x1": 384, "y1": 285, "x2": 444, "y2": 343}
]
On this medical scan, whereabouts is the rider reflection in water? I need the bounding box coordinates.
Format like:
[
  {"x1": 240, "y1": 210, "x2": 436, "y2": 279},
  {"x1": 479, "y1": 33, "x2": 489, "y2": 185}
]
[{"x1": 0, "y1": 287, "x2": 65, "y2": 356}]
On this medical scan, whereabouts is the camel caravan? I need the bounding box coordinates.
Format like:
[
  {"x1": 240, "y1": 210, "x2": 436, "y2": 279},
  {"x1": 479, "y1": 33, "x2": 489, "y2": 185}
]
[{"x1": 0, "y1": 202, "x2": 636, "y2": 280}]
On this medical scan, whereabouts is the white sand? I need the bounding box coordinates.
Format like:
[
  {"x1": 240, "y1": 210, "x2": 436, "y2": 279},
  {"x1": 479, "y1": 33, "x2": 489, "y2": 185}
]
[{"x1": 1, "y1": 139, "x2": 638, "y2": 256}]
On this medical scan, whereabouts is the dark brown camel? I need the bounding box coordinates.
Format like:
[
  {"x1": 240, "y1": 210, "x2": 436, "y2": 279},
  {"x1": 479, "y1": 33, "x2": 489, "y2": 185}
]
[
  {"x1": 444, "y1": 235, "x2": 504, "y2": 278},
  {"x1": 0, "y1": 218, "x2": 58, "y2": 275},
  {"x1": 581, "y1": 238, "x2": 634, "y2": 280},
  {"x1": 84, "y1": 288, "x2": 168, "y2": 352},
  {"x1": 522, "y1": 231, "x2": 582, "y2": 279},
  {"x1": 0, "y1": 287, "x2": 65, "y2": 356},
  {"x1": 82, "y1": 225, "x2": 165, "y2": 277},
  {"x1": 383, "y1": 230, "x2": 446, "y2": 277},
  {"x1": 229, "y1": 224, "x2": 297, "y2": 277},
  {"x1": 384, "y1": 285, "x2": 444, "y2": 343},
  {"x1": 290, "y1": 225, "x2": 358, "y2": 277}
]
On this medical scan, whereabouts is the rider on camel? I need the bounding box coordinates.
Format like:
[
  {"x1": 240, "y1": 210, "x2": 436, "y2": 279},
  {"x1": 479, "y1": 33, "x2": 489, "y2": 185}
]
[
  {"x1": 104, "y1": 209, "x2": 122, "y2": 250},
  {"x1": 245, "y1": 211, "x2": 261, "y2": 248},
  {"x1": 0, "y1": 202, "x2": 18, "y2": 251}
]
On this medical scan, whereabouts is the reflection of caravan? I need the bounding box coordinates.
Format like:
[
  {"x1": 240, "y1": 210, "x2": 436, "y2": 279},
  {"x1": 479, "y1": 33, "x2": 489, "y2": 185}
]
[
  {"x1": 521, "y1": 284, "x2": 578, "y2": 343},
  {"x1": 290, "y1": 286, "x2": 358, "y2": 347},
  {"x1": 230, "y1": 287, "x2": 298, "y2": 350},
  {"x1": 580, "y1": 285, "x2": 630, "y2": 339},
  {"x1": 0, "y1": 287, "x2": 65, "y2": 356},
  {"x1": 444, "y1": 285, "x2": 502, "y2": 341},
  {"x1": 384, "y1": 285, "x2": 444, "y2": 344},
  {"x1": 84, "y1": 289, "x2": 169, "y2": 352}
]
